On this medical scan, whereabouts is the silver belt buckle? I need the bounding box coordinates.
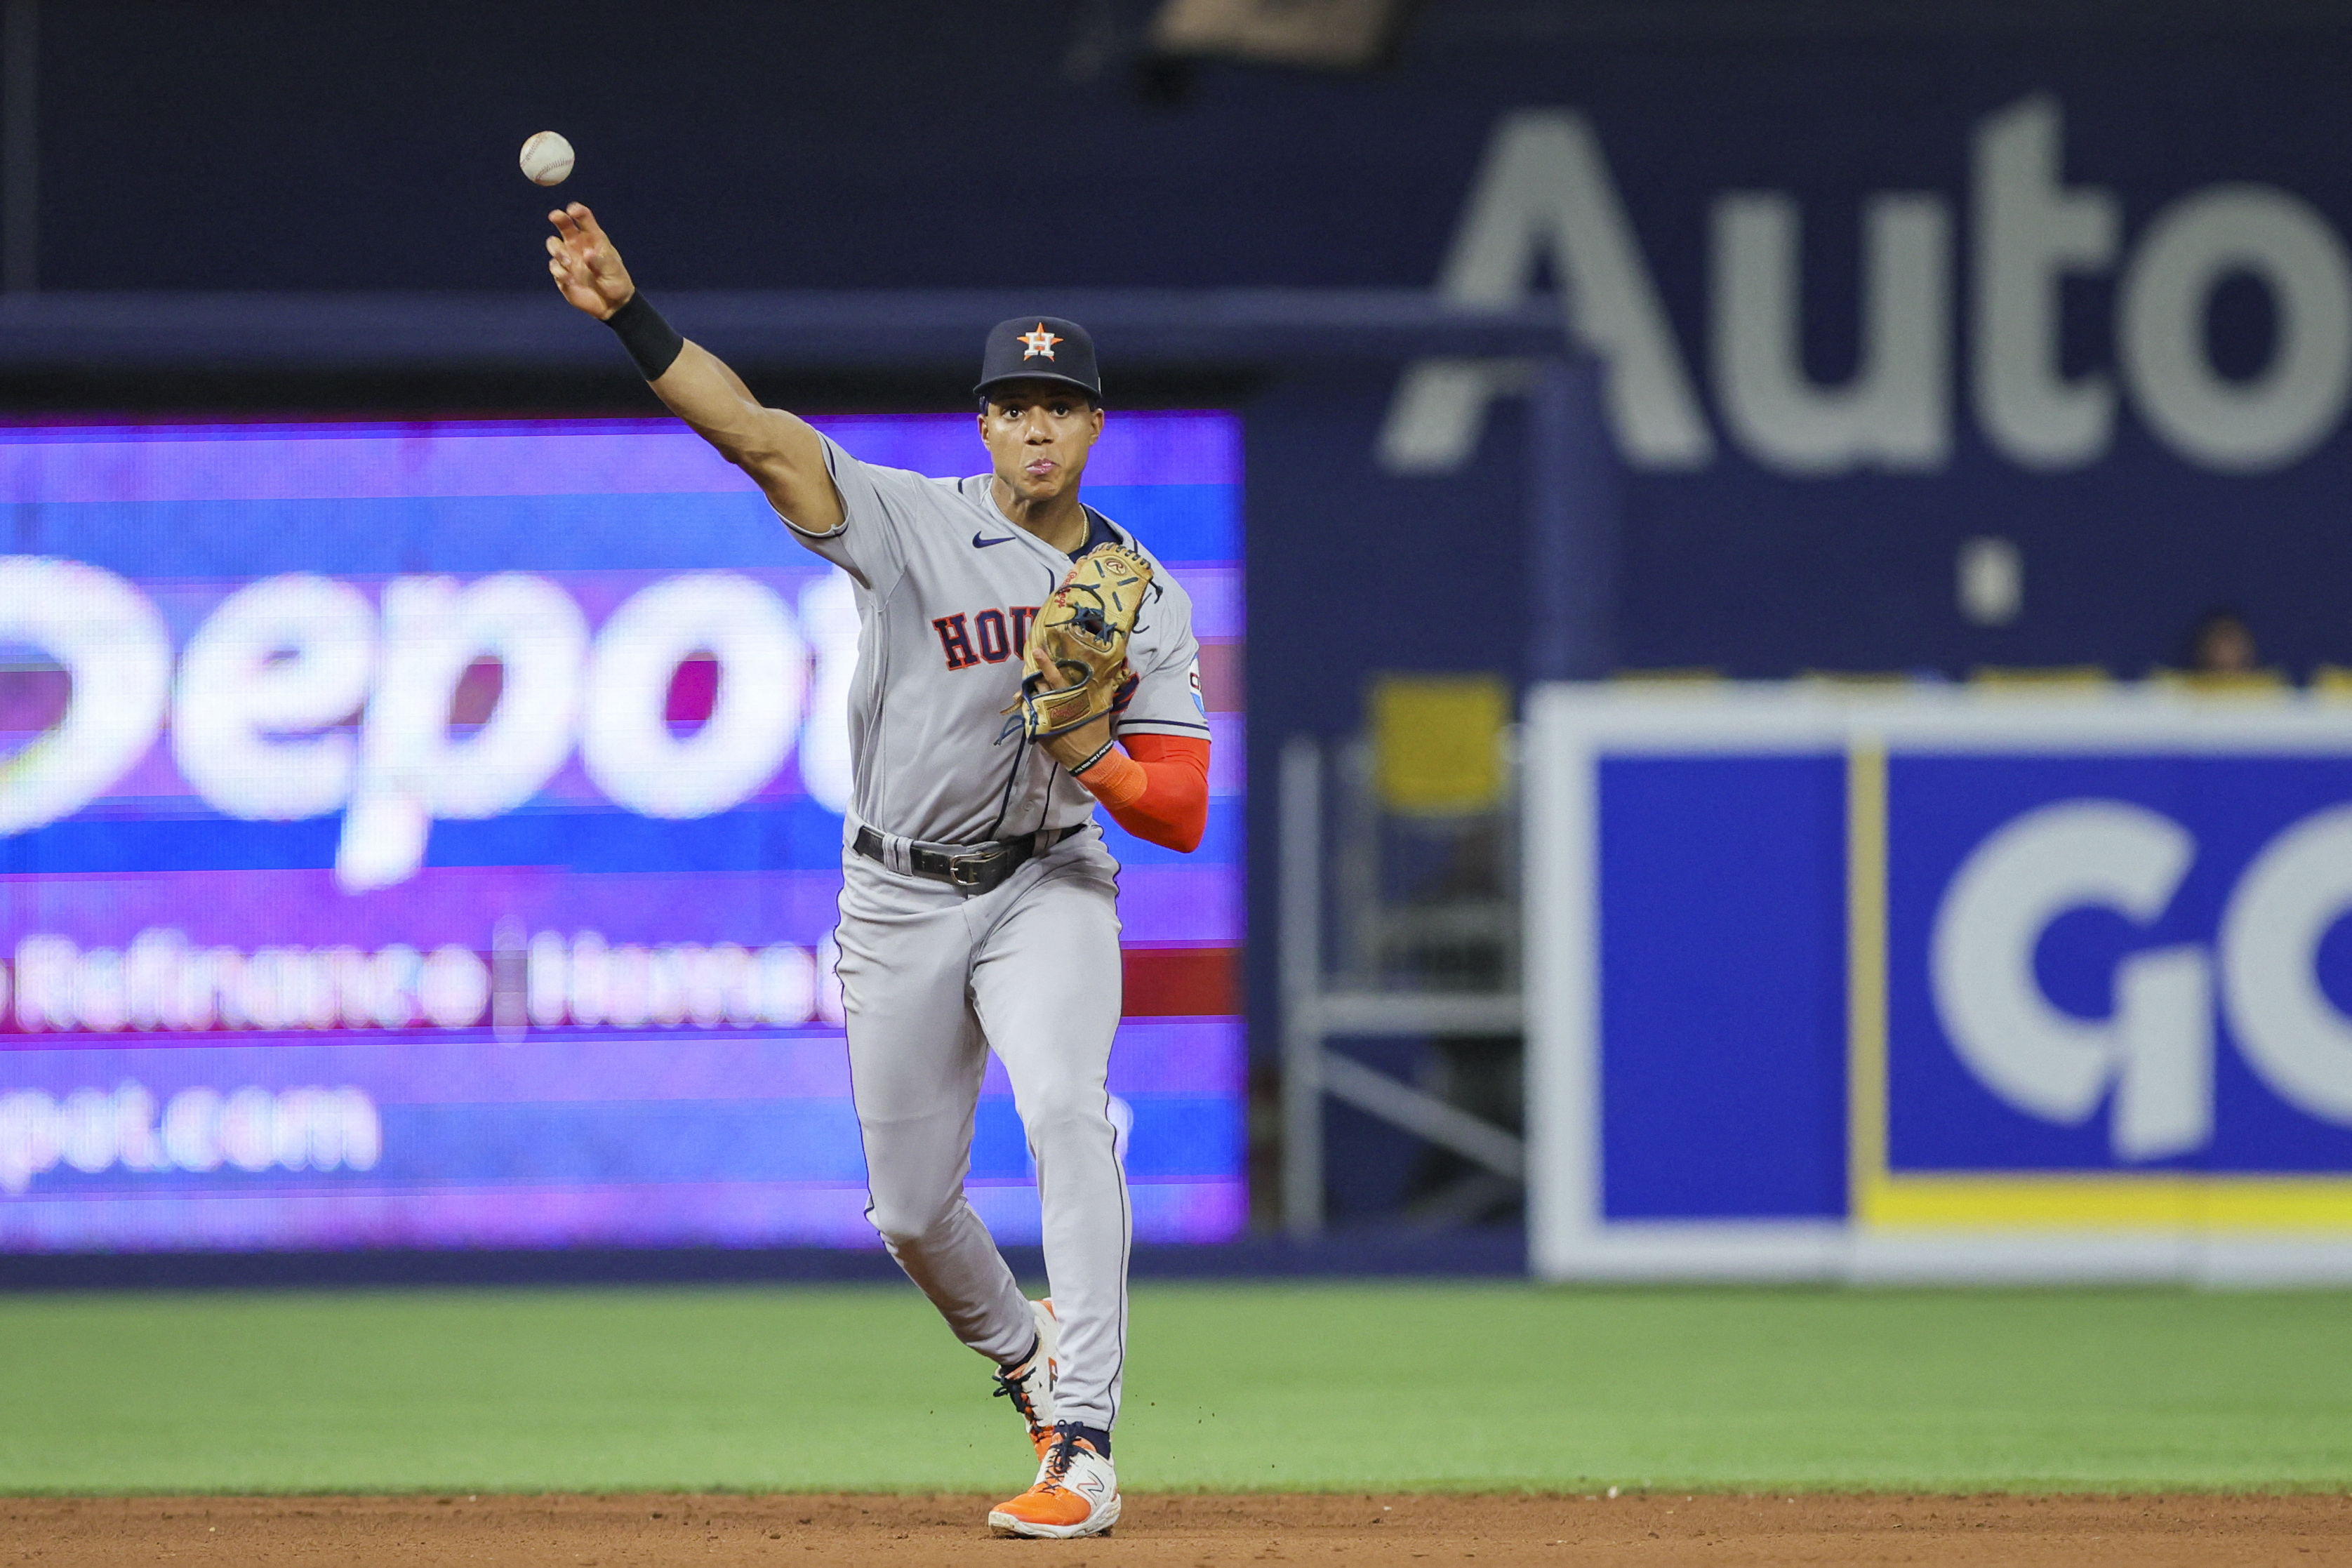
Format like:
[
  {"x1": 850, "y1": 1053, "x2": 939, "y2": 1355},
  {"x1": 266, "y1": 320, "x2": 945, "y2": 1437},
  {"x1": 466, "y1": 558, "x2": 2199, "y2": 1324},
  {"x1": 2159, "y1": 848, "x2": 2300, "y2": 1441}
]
[{"x1": 947, "y1": 842, "x2": 1007, "y2": 889}]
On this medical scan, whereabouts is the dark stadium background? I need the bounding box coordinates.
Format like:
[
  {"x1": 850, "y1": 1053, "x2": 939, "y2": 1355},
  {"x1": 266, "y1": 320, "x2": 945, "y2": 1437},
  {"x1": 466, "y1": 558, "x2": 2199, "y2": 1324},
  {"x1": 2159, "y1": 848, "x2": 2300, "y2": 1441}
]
[{"x1": 7, "y1": 0, "x2": 2352, "y2": 1249}]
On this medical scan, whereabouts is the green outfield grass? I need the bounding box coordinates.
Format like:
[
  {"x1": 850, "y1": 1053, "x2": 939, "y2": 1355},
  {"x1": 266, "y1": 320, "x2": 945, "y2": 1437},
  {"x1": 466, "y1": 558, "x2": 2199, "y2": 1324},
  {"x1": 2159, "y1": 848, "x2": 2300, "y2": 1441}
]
[{"x1": 1, "y1": 1281, "x2": 2348, "y2": 1494}]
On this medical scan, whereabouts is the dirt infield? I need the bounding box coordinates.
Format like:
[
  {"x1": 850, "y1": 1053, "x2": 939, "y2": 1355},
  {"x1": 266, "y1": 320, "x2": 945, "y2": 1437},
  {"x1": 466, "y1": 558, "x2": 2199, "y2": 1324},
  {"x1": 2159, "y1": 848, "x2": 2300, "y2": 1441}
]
[{"x1": 4, "y1": 1491, "x2": 2348, "y2": 1566}]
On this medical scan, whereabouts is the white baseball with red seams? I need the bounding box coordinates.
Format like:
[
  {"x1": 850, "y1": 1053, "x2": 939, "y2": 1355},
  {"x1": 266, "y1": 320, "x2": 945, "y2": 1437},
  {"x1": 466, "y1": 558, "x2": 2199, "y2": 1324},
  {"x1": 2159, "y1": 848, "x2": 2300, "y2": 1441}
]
[
  {"x1": 780, "y1": 431, "x2": 1204, "y2": 1442},
  {"x1": 518, "y1": 131, "x2": 574, "y2": 186}
]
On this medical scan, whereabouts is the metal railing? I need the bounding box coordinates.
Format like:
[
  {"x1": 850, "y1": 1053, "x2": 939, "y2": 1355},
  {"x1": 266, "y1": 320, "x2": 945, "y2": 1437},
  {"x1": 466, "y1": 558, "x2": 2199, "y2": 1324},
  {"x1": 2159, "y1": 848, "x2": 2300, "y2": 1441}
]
[{"x1": 1277, "y1": 733, "x2": 1525, "y2": 1235}]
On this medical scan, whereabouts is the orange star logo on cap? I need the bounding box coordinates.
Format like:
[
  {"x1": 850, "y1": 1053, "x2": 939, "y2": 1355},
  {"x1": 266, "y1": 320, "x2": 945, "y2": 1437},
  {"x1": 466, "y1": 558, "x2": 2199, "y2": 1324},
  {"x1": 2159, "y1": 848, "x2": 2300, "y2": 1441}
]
[{"x1": 1018, "y1": 324, "x2": 1062, "y2": 360}]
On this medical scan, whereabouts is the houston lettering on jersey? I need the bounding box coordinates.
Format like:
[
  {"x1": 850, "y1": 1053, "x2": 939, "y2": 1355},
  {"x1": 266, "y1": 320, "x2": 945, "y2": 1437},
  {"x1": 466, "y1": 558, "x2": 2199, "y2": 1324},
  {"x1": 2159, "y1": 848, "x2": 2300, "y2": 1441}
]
[{"x1": 933, "y1": 606, "x2": 1041, "y2": 670}]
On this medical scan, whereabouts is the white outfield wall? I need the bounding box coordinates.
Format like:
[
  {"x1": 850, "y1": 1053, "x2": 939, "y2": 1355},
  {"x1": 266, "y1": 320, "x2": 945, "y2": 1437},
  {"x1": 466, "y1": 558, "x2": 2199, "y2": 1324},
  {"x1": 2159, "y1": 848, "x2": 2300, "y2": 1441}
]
[{"x1": 1524, "y1": 682, "x2": 2352, "y2": 1284}]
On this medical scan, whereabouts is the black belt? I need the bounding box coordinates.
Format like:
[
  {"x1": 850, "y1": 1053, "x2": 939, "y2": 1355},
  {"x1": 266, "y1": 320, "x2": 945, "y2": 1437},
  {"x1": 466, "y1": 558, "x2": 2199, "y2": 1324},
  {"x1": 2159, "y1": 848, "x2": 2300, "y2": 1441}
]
[{"x1": 853, "y1": 824, "x2": 1082, "y2": 893}]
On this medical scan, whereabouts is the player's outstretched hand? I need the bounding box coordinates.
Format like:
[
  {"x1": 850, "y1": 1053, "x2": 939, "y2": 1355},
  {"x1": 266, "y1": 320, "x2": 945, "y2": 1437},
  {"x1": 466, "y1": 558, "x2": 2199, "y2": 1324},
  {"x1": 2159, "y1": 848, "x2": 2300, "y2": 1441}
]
[{"x1": 546, "y1": 203, "x2": 635, "y2": 320}]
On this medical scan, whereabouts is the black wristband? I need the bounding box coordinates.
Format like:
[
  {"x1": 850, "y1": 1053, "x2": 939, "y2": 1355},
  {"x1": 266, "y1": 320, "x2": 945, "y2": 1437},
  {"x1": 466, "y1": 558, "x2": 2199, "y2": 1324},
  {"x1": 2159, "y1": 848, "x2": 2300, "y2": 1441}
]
[
  {"x1": 1070, "y1": 737, "x2": 1118, "y2": 777},
  {"x1": 604, "y1": 291, "x2": 686, "y2": 380}
]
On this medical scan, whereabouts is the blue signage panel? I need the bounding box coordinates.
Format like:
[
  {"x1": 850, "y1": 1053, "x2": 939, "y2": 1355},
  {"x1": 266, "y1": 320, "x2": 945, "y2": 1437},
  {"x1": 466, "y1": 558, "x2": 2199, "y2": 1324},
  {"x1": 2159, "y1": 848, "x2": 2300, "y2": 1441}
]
[
  {"x1": 1536, "y1": 688, "x2": 2352, "y2": 1273},
  {"x1": 1884, "y1": 754, "x2": 2352, "y2": 1178},
  {"x1": 1596, "y1": 755, "x2": 1847, "y2": 1221}
]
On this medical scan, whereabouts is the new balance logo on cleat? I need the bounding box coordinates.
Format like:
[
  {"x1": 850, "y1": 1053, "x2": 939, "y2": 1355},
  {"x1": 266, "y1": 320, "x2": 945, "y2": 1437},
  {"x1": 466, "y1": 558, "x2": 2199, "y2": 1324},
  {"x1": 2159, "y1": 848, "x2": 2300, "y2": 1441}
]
[{"x1": 988, "y1": 1428, "x2": 1119, "y2": 1540}]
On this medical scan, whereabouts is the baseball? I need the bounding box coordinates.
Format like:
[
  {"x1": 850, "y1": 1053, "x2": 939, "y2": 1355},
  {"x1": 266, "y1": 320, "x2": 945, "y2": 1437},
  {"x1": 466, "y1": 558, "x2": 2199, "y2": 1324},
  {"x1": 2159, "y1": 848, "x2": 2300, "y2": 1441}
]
[{"x1": 519, "y1": 131, "x2": 575, "y2": 187}]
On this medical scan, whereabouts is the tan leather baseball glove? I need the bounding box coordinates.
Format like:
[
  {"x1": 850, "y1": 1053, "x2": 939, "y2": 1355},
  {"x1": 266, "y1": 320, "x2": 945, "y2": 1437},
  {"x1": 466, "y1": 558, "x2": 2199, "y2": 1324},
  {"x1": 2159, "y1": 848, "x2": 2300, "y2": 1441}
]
[{"x1": 1004, "y1": 543, "x2": 1154, "y2": 740}]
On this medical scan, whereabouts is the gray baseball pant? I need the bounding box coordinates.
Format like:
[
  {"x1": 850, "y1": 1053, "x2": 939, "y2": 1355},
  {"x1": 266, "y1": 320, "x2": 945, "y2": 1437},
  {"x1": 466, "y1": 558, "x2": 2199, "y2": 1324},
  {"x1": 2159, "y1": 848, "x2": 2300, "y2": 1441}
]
[{"x1": 832, "y1": 829, "x2": 1131, "y2": 1433}]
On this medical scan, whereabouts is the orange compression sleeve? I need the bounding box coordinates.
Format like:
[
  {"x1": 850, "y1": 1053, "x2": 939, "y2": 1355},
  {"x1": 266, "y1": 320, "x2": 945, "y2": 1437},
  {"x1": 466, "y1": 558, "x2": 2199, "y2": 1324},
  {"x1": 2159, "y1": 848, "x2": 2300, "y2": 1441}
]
[{"x1": 1072, "y1": 733, "x2": 1210, "y2": 853}]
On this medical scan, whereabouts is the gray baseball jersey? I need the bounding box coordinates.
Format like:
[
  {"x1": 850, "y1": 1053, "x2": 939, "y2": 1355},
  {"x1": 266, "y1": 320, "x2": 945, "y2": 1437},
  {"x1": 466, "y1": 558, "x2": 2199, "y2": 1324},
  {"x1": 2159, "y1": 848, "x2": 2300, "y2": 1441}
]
[
  {"x1": 788, "y1": 431, "x2": 1206, "y2": 847},
  {"x1": 777, "y1": 428, "x2": 1204, "y2": 1442}
]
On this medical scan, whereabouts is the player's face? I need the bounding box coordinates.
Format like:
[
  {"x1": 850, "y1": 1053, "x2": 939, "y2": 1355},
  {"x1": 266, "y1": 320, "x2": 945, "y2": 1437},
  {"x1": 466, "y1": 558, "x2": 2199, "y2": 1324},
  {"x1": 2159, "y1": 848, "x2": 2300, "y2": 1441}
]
[{"x1": 980, "y1": 383, "x2": 1105, "y2": 502}]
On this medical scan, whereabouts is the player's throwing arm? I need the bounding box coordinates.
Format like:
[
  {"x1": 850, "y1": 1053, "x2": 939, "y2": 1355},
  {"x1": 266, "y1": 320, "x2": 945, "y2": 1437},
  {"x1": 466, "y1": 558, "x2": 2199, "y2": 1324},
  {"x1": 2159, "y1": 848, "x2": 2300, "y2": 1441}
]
[{"x1": 545, "y1": 203, "x2": 843, "y2": 534}]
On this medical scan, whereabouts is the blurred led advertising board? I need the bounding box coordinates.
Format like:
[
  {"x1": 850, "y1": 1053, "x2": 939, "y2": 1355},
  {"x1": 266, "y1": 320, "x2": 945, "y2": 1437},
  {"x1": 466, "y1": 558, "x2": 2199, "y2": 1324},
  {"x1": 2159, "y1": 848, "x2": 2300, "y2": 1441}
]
[
  {"x1": 0, "y1": 413, "x2": 1245, "y2": 1251},
  {"x1": 1527, "y1": 686, "x2": 2352, "y2": 1284}
]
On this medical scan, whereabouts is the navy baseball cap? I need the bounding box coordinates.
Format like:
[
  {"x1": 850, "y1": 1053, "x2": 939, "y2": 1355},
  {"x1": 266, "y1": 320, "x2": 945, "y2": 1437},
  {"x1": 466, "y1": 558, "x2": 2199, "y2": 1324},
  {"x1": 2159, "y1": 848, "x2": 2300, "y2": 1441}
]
[{"x1": 975, "y1": 316, "x2": 1101, "y2": 401}]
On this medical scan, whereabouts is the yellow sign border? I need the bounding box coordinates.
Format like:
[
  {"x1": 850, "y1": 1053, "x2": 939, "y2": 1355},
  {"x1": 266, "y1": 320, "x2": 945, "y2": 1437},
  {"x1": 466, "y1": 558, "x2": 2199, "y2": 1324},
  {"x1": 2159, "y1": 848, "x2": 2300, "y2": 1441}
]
[{"x1": 1845, "y1": 739, "x2": 2352, "y2": 1232}]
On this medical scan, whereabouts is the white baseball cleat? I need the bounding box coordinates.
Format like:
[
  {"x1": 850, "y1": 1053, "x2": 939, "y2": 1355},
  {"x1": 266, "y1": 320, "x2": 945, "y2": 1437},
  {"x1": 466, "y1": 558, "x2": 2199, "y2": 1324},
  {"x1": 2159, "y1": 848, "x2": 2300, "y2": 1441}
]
[
  {"x1": 990, "y1": 1298, "x2": 1061, "y2": 1457},
  {"x1": 988, "y1": 1428, "x2": 1119, "y2": 1539}
]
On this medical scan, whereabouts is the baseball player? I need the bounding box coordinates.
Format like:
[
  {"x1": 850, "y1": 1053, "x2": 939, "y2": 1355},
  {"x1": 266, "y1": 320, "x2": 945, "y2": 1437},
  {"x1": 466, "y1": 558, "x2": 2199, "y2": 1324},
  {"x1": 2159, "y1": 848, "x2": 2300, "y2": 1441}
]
[{"x1": 546, "y1": 204, "x2": 1211, "y2": 1540}]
